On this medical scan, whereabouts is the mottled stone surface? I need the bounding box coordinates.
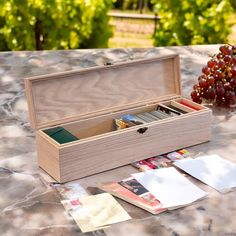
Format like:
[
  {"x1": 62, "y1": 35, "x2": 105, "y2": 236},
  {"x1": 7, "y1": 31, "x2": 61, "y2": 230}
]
[{"x1": 1, "y1": 45, "x2": 236, "y2": 236}]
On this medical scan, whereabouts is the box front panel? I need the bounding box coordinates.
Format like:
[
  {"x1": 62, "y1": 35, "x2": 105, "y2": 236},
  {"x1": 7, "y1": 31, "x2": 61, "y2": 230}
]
[{"x1": 58, "y1": 111, "x2": 211, "y2": 182}]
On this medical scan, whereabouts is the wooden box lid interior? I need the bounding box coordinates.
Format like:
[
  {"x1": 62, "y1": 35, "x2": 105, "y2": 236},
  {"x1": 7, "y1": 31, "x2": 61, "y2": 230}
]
[{"x1": 24, "y1": 54, "x2": 181, "y2": 129}]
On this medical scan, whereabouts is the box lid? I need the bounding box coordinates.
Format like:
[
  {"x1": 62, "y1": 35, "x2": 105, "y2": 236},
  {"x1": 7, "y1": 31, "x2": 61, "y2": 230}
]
[{"x1": 24, "y1": 54, "x2": 181, "y2": 129}]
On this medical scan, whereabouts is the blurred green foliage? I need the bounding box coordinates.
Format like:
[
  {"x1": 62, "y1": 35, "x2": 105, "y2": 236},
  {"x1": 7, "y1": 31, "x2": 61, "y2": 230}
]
[
  {"x1": 151, "y1": 0, "x2": 234, "y2": 46},
  {"x1": 229, "y1": 0, "x2": 236, "y2": 9},
  {"x1": 0, "y1": 0, "x2": 113, "y2": 51}
]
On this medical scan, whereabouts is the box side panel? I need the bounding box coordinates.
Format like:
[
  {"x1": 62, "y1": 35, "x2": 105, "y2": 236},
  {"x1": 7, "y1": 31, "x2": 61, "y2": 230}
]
[
  {"x1": 36, "y1": 132, "x2": 61, "y2": 182},
  {"x1": 59, "y1": 111, "x2": 211, "y2": 182},
  {"x1": 24, "y1": 79, "x2": 37, "y2": 129}
]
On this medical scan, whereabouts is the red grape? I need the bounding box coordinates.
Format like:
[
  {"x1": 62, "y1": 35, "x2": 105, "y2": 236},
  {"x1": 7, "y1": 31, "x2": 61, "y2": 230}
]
[
  {"x1": 191, "y1": 90, "x2": 202, "y2": 103},
  {"x1": 202, "y1": 66, "x2": 211, "y2": 75},
  {"x1": 230, "y1": 77, "x2": 236, "y2": 88},
  {"x1": 225, "y1": 91, "x2": 236, "y2": 106},
  {"x1": 205, "y1": 87, "x2": 216, "y2": 100},
  {"x1": 231, "y1": 67, "x2": 236, "y2": 77},
  {"x1": 206, "y1": 75, "x2": 215, "y2": 86},
  {"x1": 199, "y1": 78, "x2": 208, "y2": 89},
  {"x1": 216, "y1": 53, "x2": 223, "y2": 59},
  {"x1": 224, "y1": 55, "x2": 232, "y2": 64},
  {"x1": 225, "y1": 91, "x2": 235, "y2": 100},
  {"x1": 217, "y1": 60, "x2": 225, "y2": 69},
  {"x1": 216, "y1": 81, "x2": 223, "y2": 87},
  {"x1": 220, "y1": 45, "x2": 227, "y2": 53},
  {"x1": 198, "y1": 74, "x2": 207, "y2": 81},
  {"x1": 224, "y1": 82, "x2": 231, "y2": 91},
  {"x1": 232, "y1": 56, "x2": 236, "y2": 65},
  {"x1": 207, "y1": 60, "x2": 216, "y2": 68},
  {"x1": 220, "y1": 45, "x2": 232, "y2": 55},
  {"x1": 232, "y1": 45, "x2": 236, "y2": 54},
  {"x1": 191, "y1": 90, "x2": 198, "y2": 99},
  {"x1": 214, "y1": 70, "x2": 223, "y2": 80},
  {"x1": 216, "y1": 86, "x2": 225, "y2": 97}
]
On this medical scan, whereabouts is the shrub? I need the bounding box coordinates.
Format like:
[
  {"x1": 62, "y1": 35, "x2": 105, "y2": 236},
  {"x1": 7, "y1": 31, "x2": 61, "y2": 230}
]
[
  {"x1": 152, "y1": 0, "x2": 234, "y2": 46},
  {"x1": 0, "y1": 0, "x2": 113, "y2": 50}
]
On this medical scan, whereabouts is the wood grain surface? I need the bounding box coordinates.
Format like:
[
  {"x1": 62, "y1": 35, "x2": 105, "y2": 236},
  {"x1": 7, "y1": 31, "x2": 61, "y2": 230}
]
[
  {"x1": 24, "y1": 55, "x2": 180, "y2": 129},
  {"x1": 36, "y1": 132, "x2": 61, "y2": 181}
]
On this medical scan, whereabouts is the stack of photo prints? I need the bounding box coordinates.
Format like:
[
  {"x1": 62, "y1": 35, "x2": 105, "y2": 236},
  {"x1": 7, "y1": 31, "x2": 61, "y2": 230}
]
[
  {"x1": 52, "y1": 183, "x2": 131, "y2": 233},
  {"x1": 114, "y1": 104, "x2": 187, "y2": 130},
  {"x1": 99, "y1": 149, "x2": 195, "y2": 214},
  {"x1": 114, "y1": 100, "x2": 202, "y2": 130},
  {"x1": 99, "y1": 150, "x2": 236, "y2": 214}
]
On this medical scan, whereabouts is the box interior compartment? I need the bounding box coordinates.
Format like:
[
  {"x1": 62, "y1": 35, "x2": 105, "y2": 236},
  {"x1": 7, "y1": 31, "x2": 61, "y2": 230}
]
[
  {"x1": 160, "y1": 98, "x2": 207, "y2": 112},
  {"x1": 172, "y1": 98, "x2": 207, "y2": 111},
  {"x1": 42, "y1": 98, "x2": 207, "y2": 144}
]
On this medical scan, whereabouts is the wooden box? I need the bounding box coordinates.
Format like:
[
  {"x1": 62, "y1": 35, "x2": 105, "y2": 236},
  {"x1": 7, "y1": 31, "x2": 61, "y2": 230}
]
[{"x1": 24, "y1": 54, "x2": 212, "y2": 183}]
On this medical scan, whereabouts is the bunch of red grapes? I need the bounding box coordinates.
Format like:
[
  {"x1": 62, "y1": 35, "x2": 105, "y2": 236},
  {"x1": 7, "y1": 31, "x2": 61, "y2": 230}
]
[{"x1": 191, "y1": 44, "x2": 236, "y2": 107}]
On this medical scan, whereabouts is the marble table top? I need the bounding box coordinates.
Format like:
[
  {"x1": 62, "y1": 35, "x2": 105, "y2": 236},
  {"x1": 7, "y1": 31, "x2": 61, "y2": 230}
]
[{"x1": 1, "y1": 45, "x2": 236, "y2": 236}]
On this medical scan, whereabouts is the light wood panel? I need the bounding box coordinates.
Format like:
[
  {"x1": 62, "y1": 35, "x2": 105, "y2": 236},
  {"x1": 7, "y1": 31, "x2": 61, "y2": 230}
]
[{"x1": 24, "y1": 55, "x2": 180, "y2": 129}]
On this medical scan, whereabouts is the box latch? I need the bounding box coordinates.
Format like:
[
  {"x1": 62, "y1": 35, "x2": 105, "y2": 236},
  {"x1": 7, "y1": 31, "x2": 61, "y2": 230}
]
[{"x1": 137, "y1": 127, "x2": 148, "y2": 134}]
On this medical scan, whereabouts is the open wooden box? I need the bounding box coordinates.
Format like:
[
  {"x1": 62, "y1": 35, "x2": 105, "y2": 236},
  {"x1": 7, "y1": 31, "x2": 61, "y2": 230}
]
[{"x1": 24, "y1": 54, "x2": 212, "y2": 183}]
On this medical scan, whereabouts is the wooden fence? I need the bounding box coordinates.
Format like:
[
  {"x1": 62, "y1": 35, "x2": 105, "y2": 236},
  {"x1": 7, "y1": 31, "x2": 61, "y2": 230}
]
[{"x1": 108, "y1": 12, "x2": 160, "y2": 48}]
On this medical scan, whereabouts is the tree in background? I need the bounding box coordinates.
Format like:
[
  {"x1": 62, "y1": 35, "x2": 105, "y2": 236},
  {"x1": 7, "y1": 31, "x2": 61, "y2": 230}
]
[
  {"x1": 0, "y1": 0, "x2": 113, "y2": 51},
  {"x1": 152, "y1": 0, "x2": 234, "y2": 46}
]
